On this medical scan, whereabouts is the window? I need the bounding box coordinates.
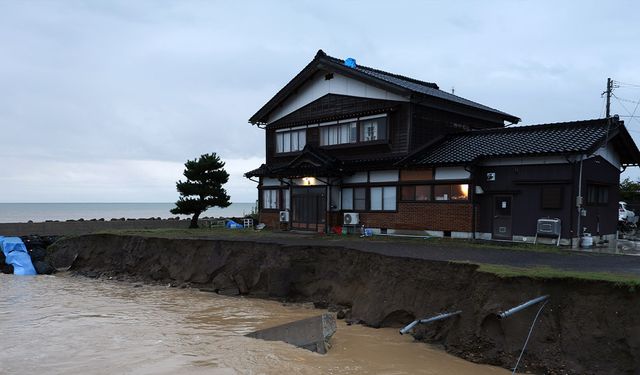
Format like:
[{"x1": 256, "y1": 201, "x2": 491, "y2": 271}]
[
  {"x1": 587, "y1": 184, "x2": 609, "y2": 205},
  {"x1": 541, "y1": 186, "x2": 563, "y2": 209},
  {"x1": 401, "y1": 185, "x2": 432, "y2": 201},
  {"x1": 341, "y1": 188, "x2": 353, "y2": 210},
  {"x1": 320, "y1": 122, "x2": 357, "y2": 146},
  {"x1": 341, "y1": 187, "x2": 366, "y2": 210},
  {"x1": 276, "y1": 129, "x2": 306, "y2": 153},
  {"x1": 354, "y1": 188, "x2": 366, "y2": 210},
  {"x1": 262, "y1": 189, "x2": 279, "y2": 209},
  {"x1": 370, "y1": 186, "x2": 396, "y2": 211},
  {"x1": 319, "y1": 115, "x2": 387, "y2": 147},
  {"x1": 434, "y1": 184, "x2": 469, "y2": 201},
  {"x1": 360, "y1": 117, "x2": 387, "y2": 142}
]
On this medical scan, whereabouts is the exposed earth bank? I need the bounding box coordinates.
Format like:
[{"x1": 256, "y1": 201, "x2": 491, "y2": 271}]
[{"x1": 47, "y1": 234, "x2": 640, "y2": 375}]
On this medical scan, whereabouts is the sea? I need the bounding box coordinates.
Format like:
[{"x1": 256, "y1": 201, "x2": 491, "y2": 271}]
[{"x1": 0, "y1": 202, "x2": 256, "y2": 223}]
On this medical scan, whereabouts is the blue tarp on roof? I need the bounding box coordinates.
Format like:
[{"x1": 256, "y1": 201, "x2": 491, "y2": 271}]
[{"x1": 1, "y1": 236, "x2": 37, "y2": 275}]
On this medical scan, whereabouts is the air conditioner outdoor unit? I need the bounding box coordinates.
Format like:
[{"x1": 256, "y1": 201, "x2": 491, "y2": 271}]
[
  {"x1": 343, "y1": 212, "x2": 359, "y2": 225},
  {"x1": 537, "y1": 218, "x2": 561, "y2": 236},
  {"x1": 279, "y1": 211, "x2": 289, "y2": 223},
  {"x1": 535, "y1": 218, "x2": 561, "y2": 246}
]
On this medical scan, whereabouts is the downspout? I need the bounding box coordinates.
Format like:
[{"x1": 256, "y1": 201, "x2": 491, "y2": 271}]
[
  {"x1": 576, "y1": 156, "x2": 584, "y2": 245},
  {"x1": 567, "y1": 159, "x2": 575, "y2": 245},
  {"x1": 326, "y1": 178, "x2": 331, "y2": 234}
]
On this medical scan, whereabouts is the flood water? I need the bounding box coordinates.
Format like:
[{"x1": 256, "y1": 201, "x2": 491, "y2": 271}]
[{"x1": 0, "y1": 274, "x2": 510, "y2": 375}]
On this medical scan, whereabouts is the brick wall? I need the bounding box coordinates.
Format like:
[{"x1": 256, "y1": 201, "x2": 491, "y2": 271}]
[
  {"x1": 261, "y1": 203, "x2": 473, "y2": 232},
  {"x1": 260, "y1": 212, "x2": 280, "y2": 230},
  {"x1": 359, "y1": 202, "x2": 473, "y2": 232}
]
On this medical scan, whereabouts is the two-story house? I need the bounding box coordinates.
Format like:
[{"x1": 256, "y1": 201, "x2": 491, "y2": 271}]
[{"x1": 245, "y1": 50, "x2": 640, "y2": 246}]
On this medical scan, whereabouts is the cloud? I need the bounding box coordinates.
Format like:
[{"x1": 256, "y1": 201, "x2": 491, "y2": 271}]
[
  {"x1": 0, "y1": 156, "x2": 262, "y2": 203},
  {"x1": 1, "y1": 1, "x2": 640, "y2": 201}
]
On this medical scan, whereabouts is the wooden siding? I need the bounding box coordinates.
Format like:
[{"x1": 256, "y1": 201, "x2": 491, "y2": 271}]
[
  {"x1": 269, "y1": 94, "x2": 401, "y2": 128},
  {"x1": 410, "y1": 104, "x2": 505, "y2": 152},
  {"x1": 475, "y1": 156, "x2": 620, "y2": 239},
  {"x1": 265, "y1": 94, "x2": 411, "y2": 165}
]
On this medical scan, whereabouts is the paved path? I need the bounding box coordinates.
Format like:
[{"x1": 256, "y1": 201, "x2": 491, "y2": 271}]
[{"x1": 203, "y1": 232, "x2": 640, "y2": 276}]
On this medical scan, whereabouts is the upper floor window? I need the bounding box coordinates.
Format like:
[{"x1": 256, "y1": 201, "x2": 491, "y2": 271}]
[
  {"x1": 319, "y1": 115, "x2": 387, "y2": 147},
  {"x1": 360, "y1": 117, "x2": 387, "y2": 142},
  {"x1": 276, "y1": 129, "x2": 306, "y2": 153},
  {"x1": 320, "y1": 122, "x2": 357, "y2": 146}
]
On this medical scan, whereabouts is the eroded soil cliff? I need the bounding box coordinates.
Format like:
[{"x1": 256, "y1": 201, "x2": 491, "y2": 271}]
[{"x1": 47, "y1": 234, "x2": 640, "y2": 375}]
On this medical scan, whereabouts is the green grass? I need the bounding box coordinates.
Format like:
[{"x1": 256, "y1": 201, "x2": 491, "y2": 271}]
[
  {"x1": 473, "y1": 263, "x2": 640, "y2": 289},
  {"x1": 93, "y1": 227, "x2": 567, "y2": 254}
]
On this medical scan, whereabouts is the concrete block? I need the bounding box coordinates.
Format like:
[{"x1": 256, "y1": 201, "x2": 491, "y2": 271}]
[{"x1": 246, "y1": 313, "x2": 336, "y2": 354}]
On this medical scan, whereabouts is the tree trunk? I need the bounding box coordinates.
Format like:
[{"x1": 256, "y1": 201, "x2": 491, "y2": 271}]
[{"x1": 189, "y1": 211, "x2": 201, "y2": 229}]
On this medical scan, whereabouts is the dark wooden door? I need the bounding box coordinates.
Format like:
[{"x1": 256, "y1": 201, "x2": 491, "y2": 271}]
[
  {"x1": 291, "y1": 187, "x2": 326, "y2": 231},
  {"x1": 493, "y1": 195, "x2": 512, "y2": 240}
]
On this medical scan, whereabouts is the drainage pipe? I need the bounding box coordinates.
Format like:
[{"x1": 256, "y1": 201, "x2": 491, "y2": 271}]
[
  {"x1": 498, "y1": 295, "x2": 549, "y2": 320},
  {"x1": 399, "y1": 310, "x2": 462, "y2": 335}
]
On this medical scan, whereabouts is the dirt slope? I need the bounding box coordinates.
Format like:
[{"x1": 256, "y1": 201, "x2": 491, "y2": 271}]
[{"x1": 48, "y1": 234, "x2": 640, "y2": 375}]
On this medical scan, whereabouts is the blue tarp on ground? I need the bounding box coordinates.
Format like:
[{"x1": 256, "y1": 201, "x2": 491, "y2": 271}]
[
  {"x1": 225, "y1": 220, "x2": 242, "y2": 229},
  {"x1": 0, "y1": 236, "x2": 37, "y2": 275}
]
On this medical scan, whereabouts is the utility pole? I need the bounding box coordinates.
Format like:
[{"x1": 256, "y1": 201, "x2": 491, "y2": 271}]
[{"x1": 605, "y1": 77, "x2": 612, "y2": 118}]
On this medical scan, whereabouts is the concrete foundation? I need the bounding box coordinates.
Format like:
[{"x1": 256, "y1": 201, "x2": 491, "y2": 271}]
[{"x1": 246, "y1": 313, "x2": 337, "y2": 354}]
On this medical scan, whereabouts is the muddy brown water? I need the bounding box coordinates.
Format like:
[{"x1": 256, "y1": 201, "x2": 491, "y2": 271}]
[{"x1": 0, "y1": 274, "x2": 511, "y2": 374}]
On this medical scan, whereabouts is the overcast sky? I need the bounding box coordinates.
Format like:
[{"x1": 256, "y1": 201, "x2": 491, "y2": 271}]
[{"x1": 1, "y1": 1, "x2": 640, "y2": 203}]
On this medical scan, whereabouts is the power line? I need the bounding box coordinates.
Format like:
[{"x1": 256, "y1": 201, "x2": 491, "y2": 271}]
[
  {"x1": 613, "y1": 93, "x2": 640, "y2": 120},
  {"x1": 613, "y1": 94, "x2": 640, "y2": 127},
  {"x1": 613, "y1": 80, "x2": 640, "y2": 89},
  {"x1": 615, "y1": 97, "x2": 640, "y2": 105}
]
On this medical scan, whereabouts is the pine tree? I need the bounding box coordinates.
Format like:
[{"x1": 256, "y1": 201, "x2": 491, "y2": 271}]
[{"x1": 171, "y1": 153, "x2": 231, "y2": 228}]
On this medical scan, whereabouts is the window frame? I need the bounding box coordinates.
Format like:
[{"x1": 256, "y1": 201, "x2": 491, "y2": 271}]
[
  {"x1": 341, "y1": 187, "x2": 367, "y2": 211},
  {"x1": 261, "y1": 189, "x2": 280, "y2": 210},
  {"x1": 586, "y1": 184, "x2": 609, "y2": 206},
  {"x1": 369, "y1": 186, "x2": 397, "y2": 211},
  {"x1": 275, "y1": 129, "x2": 306, "y2": 154},
  {"x1": 319, "y1": 115, "x2": 388, "y2": 148},
  {"x1": 401, "y1": 185, "x2": 433, "y2": 202}
]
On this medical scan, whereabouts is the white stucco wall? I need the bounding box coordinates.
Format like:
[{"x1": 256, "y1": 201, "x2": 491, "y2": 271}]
[{"x1": 269, "y1": 72, "x2": 409, "y2": 123}]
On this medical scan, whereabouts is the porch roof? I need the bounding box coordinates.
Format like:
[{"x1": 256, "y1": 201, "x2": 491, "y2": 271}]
[{"x1": 244, "y1": 145, "x2": 346, "y2": 179}]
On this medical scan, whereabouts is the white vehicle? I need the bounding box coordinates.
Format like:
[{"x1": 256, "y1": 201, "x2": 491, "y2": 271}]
[{"x1": 619, "y1": 201, "x2": 636, "y2": 223}]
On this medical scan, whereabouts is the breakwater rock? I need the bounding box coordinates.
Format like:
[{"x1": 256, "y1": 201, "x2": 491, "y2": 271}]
[{"x1": 48, "y1": 234, "x2": 640, "y2": 375}]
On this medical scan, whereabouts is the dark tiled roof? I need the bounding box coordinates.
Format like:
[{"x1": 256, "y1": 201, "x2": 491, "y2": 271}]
[
  {"x1": 249, "y1": 50, "x2": 519, "y2": 124},
  {"x1": 403, "y1": 118, "x2": 619, "y2": 166},
  {"x1": 323, "y1": 53, "x2": 517, "y2": 121},
  {"x1": 245, "y1": 164, "x2": 270, "y2": 178}
]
